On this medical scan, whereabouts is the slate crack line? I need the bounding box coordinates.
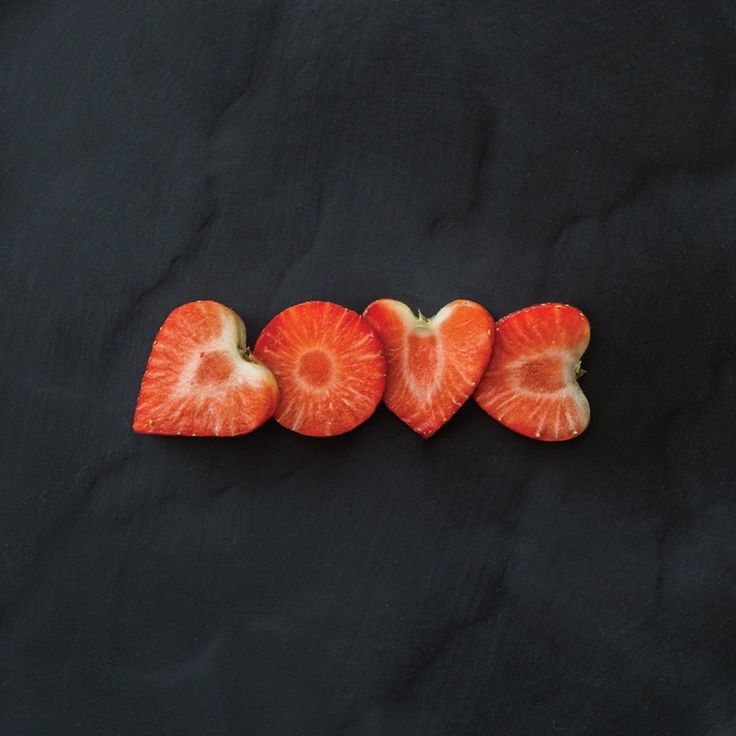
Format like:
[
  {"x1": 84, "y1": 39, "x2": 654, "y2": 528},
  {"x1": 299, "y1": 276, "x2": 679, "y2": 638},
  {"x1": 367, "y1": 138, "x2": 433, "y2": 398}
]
[
  {"x1": 0, "y1": 450, "x2": 136, "y2": 635},
  {"x1": 208, "y1": 0, "x2": 283, "y2": 136},
  {"x1": 535, "y1": 165, "x2": 678, "y2": 298},
  {"x1": 392, "y1": 559, "x2": 510, "y2": 704},
  {"x1": 431, "y1": 118, "x2": 493, "y2": 233},
  {"x1": 107, "y1": 208, "x2": 218, "y2": 346},
  {"x1": 534, "y1": 149, "x2": 736, "y2": 297},
  {"x1": 267, "y1": 180, "x2": 324, "y2": 311},
  {"x1": 109, "y1": 1, "x2": 284, "y2": 349}
]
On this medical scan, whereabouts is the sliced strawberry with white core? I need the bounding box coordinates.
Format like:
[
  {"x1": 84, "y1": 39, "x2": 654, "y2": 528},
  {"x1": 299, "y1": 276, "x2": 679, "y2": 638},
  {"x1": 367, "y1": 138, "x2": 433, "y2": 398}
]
[
  {"x1": 363, "y1": 299, "x2": 494, "y2": 438},
  {"x1": 473, "y1": 303, "x2": 590, "y2": 441},
  {"x1": 133, "y1": 301, "x2": 278, "y2": 436},
  {"x1": 253, "y1": 301, "x2": 386, "y2": 437}
]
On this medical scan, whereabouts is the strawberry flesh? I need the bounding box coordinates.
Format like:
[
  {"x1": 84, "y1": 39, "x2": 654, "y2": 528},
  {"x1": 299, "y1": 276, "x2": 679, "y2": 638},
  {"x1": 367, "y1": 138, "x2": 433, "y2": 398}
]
[
  {"x1": 363, "y1": 299, "x2": 494, "y2": 438},
  {"x1": 254, "y1": 301, "x2": 386, "y2": 437},
  {"x1": 474, "y1": 303, "x2": 590, "y2": 441},
  {"x1": 133, "y1": 301, "x2": 278, "y2": 436}
]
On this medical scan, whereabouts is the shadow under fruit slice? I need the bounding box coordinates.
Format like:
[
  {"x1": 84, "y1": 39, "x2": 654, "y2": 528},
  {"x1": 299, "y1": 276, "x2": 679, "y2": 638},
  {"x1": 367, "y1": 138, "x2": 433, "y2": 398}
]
[
  {"x1": 133, "y1": 301, "x2": 278, "y2": 436},
  {"x1": 363, "y1": 299, "x2": 494, "y2": 438},
  {"x1": 254, "y1": 301, "x2": 386, "y2": 437},
  {"x1": 473, "y1": 303, "x2": 590, "y2": 441}
]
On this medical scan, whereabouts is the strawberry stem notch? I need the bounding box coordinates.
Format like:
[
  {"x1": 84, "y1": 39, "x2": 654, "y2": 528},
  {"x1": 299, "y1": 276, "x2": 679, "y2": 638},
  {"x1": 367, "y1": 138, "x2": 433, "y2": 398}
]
[{"x1": 239, "y1": 345, "x2": 257, "y2": 362}]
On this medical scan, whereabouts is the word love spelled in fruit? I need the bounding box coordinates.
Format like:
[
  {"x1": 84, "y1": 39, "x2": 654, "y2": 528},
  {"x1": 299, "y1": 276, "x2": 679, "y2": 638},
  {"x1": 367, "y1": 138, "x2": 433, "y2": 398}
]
[
  {"x1": 473, "y1": 303, "x2": 591, "y2": 441},
  {"x1": 133, "y1": 299, "x2": 590, "y2": 442},
  {"x1": 133, "y1": 301, "x2": 278, "y2": 437},
  {"x1": 363, "y1": 299, "x2": 494, "y2": 438},
  {"x1": 254, "y1": 301, "x2": 387, "y2": 437}
]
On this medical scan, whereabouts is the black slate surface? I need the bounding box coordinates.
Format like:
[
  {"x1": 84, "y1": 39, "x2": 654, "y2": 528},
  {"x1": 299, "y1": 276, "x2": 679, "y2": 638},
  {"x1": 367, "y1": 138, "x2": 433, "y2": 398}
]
[{"x1": 2, "y1": 1, "x2": 736, "y2": 734}]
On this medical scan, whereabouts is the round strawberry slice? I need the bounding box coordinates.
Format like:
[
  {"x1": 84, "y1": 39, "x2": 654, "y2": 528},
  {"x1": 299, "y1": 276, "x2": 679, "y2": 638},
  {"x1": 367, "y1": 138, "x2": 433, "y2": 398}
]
[
  {"x1": 474, "y1": 303, "x2": 590, "y2": 441},
  {"x1": 253, "y1": 301, "x2": 386, "y2": 437},
  {"x1": 133, "y1": 301, "x2": 278, "y2": 437},
  {"x1": 363, "y1": 299, "x2": 495, "y2": 438}
]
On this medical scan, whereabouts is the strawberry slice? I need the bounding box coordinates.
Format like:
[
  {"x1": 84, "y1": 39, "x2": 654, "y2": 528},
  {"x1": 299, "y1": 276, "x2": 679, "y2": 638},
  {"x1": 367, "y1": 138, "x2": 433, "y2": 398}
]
[
  {"x1": 133, "y1": 301, "x2": 278, "y2": 436},
  {"x1": 253, "y1": 301, "x2": 386, "y2": 437},
  {"x1": 473, "y1": 303, "x2": 590, "y2": 441},
  {"x1": 362, "y1": 299, "x2": 494, "y2": 438}
]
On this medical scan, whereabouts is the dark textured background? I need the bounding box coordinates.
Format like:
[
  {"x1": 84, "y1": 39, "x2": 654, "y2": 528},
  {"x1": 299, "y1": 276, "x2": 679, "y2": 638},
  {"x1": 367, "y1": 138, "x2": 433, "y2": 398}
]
[{"x1": 2, "y1": 1, "x2": 736, "y2": 734}]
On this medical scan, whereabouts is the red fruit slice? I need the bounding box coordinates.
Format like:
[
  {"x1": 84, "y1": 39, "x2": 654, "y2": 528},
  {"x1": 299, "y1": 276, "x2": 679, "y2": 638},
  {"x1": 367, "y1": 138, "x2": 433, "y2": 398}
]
[
  {"x1": 363, "y1": 299, "x2": 494, "y2": 438},
  {"x1": 133, "y1": 301, "x2": 278, "y2": 436},
  {"x1": 474, "y1": 303, "x2": 590, "y2": 441},
  {"x1": 253, "y1": 301, "x2": 386, "y2": 437}
]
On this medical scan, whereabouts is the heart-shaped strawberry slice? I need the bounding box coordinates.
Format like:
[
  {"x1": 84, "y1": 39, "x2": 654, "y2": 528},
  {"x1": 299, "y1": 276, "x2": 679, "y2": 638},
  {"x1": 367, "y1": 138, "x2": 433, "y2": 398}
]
[
  {"x1": 363, "y1": 299, "x2": 494, "y2": 438},
  {"x1": 473, "y1": 303, "x2": 590, "y2": 441},
  {"x1": 133, "y1": 301, "x2": 278, "y2": 436}
]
